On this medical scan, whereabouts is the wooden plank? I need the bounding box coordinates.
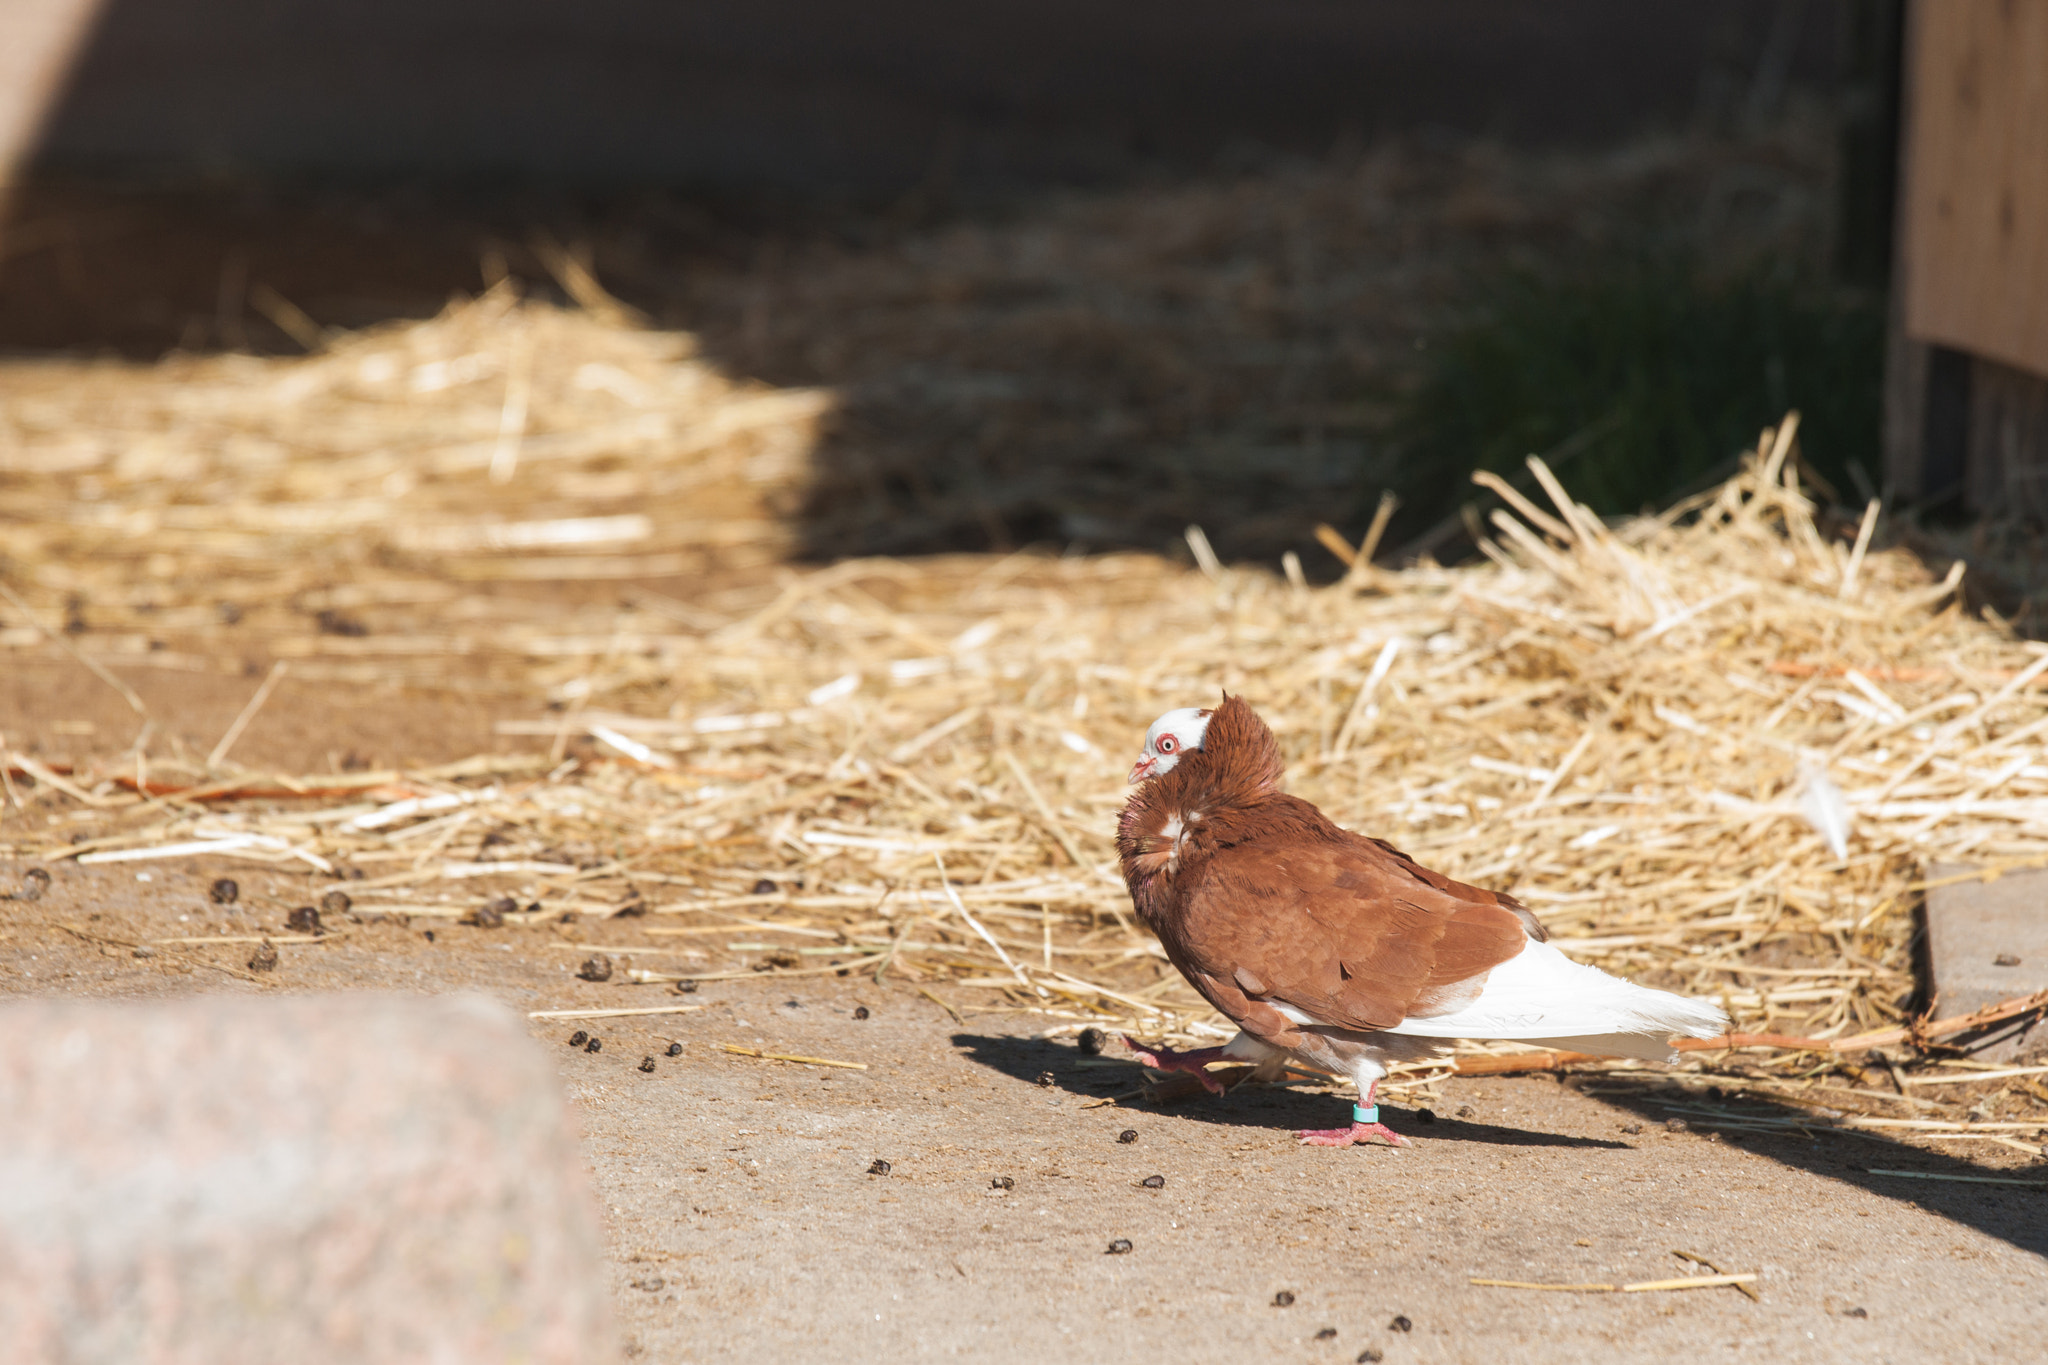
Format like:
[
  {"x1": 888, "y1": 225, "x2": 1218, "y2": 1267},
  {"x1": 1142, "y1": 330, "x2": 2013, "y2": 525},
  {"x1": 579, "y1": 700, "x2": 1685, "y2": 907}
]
[
  {"x1": 1925, "y1": 863, "x2": 2048, "y2": 1063},
  {"x1": 1967, "y1": 356, "x2": 2048, "y2": 520},
  {"x1": 1899, "y1": 0, "x2": 2048, "y2": 379}
]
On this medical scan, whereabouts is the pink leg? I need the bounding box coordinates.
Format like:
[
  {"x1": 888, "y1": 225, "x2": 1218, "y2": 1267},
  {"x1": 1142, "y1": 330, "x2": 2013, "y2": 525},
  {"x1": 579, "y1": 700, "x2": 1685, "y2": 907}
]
[
  {"x1": 1297, "y1": 1081, "x2": 1411, "y2": 1148},
  {"x1": 1122, "y1": 1035, "x2": 1229, "y2": 1095}
]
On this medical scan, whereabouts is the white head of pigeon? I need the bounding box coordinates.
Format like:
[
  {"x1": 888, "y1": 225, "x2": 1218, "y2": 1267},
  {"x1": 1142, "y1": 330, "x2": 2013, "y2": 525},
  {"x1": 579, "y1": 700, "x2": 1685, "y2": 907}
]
[{"x1": 1129, "y1": 707, "x2": 1213, "y2": 784}]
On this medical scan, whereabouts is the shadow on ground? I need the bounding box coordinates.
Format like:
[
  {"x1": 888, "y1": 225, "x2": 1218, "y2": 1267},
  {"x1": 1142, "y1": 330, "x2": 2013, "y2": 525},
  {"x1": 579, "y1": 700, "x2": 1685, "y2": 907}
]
[
  {"x1": 952, "y1": 1031, "x2": 2048, "y2": 1259},
  {"x1": 951, "y1": 1032, "x2": 1626, "y2": 1150},
  {"x1": 0, "y1": 112, "x2": 1842, "y2": 573},
  {"x1": 1571, "y1": 1074, "x2": 2048, "y2": 1260}
]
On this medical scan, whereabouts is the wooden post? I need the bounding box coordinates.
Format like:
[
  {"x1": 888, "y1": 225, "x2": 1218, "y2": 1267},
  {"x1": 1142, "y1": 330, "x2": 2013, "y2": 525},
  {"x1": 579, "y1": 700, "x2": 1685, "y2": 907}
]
[{"x1": 1886, "y1": 0, "x2": 2048, "y2": 512}]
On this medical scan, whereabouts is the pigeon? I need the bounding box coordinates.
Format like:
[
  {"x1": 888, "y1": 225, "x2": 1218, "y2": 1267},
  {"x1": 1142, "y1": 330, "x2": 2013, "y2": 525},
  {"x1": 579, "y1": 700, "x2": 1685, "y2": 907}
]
[{"x1": 1116, "y1": 695, "x2": 1727, "y2": 1147}]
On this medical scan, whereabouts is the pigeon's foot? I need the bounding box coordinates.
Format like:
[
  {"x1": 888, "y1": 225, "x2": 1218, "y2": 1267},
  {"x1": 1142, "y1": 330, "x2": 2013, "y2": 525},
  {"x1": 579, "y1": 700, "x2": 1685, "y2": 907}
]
[
  {"x1": 1122, "y1": 1036, "x2": 1228, "y2": 1095},
  {"x1": 1297, "y1": 1121, "x2": 1412, "y2": 1149}
]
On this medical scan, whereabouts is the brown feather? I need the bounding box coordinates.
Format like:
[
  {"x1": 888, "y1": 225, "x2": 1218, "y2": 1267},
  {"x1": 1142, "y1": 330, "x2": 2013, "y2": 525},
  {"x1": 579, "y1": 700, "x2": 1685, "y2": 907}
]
[{"x1": 1118, "y1": 694, "x2": 1535, "y2": 1047}]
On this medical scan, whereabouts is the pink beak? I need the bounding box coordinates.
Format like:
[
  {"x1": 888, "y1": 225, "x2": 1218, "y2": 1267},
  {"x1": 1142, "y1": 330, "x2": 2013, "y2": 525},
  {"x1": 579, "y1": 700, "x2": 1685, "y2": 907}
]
[{"x1": 1128, "y1": 756, "x2": 1156, "y2": 785}]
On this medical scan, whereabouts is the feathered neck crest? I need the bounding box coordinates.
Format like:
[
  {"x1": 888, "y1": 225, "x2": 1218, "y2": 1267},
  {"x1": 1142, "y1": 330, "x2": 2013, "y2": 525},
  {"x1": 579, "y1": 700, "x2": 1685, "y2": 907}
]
[
  {"x1": 1167, "y1": 692, "x2": 1283, "y2": 804},
  {"x1": 1117, "y1": 694, "x2": 1284, "y2": 898}
]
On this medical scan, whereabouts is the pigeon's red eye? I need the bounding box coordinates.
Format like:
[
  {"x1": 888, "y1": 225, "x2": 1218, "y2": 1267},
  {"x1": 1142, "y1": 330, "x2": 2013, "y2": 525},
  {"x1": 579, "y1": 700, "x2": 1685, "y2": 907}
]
[{"x1": 1158, "y1": 736, "x2": 1177, "y2": 753}]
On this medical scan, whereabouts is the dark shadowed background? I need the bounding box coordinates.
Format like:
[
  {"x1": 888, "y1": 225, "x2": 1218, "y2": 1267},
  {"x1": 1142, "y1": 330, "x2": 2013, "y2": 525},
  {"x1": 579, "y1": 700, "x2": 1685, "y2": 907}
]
[{"x1": 2, "y1": 0, "x2": 1895, "y2": 570}]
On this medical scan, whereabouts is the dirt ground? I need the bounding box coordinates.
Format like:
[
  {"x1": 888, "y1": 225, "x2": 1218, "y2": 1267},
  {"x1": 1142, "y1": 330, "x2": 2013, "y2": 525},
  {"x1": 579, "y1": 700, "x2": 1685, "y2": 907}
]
[{"x1": 4, "y1": 846, "x2": 2044, "y2": 1365}]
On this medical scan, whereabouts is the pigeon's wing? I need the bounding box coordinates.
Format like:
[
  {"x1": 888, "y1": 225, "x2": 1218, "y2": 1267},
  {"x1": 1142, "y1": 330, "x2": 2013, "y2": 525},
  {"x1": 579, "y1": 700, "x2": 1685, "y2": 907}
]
[
  {"x1": 1170, "y1": 828, "x2": 1532, "y2": 1043},
  {"x1": 1360, "y1": 834, "x2": 1548, "y2": 942}
]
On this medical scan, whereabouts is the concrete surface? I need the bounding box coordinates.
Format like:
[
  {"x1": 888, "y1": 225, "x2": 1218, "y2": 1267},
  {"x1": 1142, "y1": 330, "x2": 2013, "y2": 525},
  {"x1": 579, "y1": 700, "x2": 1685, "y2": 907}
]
[
  {"x1": 0, "y1": 993, "x2": 614, "y2": 1364},
  {"x1": 571, "y1": 991, "x2": 2048, "y2": 1365},
  {"x1": 1927, "y1": 863, "x2": 2048, "y2": 1062},
  {"x1": 2, "y1": 857, "x2": 2045, "y2": 1363}
]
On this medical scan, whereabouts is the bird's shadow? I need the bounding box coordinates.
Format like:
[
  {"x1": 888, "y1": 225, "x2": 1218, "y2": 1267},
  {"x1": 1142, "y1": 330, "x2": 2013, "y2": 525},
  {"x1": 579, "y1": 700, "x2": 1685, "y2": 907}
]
[
  {"x1": 950, "y1": 1032, "x2": 1626, "y2": 1150},
  {"x1": 953, "y1": 1033, "x2": 2048, "y2": 1259},
  {"x1": 1570, "y1": 1074, "x2": 2048, "y2": 1260}
]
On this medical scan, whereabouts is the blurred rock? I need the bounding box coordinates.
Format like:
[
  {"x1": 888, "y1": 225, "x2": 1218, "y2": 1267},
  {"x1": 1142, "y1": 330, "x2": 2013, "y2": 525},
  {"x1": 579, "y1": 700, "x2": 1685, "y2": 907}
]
[{"x1": 0, "y1": 994, "x2": 615, "y2": 1363}]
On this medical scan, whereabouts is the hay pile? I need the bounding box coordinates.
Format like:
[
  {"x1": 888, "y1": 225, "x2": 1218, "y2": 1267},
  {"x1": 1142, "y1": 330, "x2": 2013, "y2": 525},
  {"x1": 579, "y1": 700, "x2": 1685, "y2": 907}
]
[
  {"x1": 679, "y1": 123, "x2": 1838, "y2": 563},
  {"x1": 0, "y1": 282, "x2": 826, "y2": 635},
  {"x1": 3, "y1": 301, "x2": 2045, "y2": 1160}
]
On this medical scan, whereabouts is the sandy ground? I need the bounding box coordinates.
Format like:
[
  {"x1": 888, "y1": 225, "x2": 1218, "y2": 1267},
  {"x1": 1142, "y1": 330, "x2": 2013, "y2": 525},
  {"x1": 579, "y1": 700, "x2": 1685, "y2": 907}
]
[{"x1": 4, "y1": 851, "x2": 2045, "y2": 1365}]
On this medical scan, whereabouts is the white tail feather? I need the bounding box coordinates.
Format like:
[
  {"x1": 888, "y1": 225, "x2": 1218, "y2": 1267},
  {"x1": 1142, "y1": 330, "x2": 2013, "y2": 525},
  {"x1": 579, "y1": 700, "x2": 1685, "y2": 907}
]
[{"x1": 1382, "y1": 938, "x2": 1726, "y2": 1053}]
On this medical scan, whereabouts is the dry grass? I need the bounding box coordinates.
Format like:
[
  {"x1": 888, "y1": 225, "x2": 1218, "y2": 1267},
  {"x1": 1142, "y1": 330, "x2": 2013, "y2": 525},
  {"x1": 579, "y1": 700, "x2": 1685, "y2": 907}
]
[
  {"x1": 678, "y1": 119, "x2": 1840, "y2": 562},
  {"x1": 3, "y1": 259, "x2": 2045, "y2": 1160},
  {"x1": 0, "y1": 281, "x2": 824, "y2": 668}
]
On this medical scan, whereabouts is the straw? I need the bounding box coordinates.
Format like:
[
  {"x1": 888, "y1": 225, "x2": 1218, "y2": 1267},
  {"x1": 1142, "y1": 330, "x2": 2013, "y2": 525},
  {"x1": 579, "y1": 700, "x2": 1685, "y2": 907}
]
[
  {"x1": 6, "y1": 249, "x2": 2048, "y2": 1140},
  {"x1": 1470, "y1": 1274, "x2": 1758, "y2": 1294},
  {"x1": 207, "y1": 661, "x2": 289, "y2": 770}
]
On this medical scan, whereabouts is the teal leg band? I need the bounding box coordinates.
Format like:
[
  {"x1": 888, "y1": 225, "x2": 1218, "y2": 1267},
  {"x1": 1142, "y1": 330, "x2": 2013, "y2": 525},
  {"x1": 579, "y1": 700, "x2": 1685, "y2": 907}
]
[{"x1": 1353, "y1": 1104, "x2": 1378, "y2": 1125}]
